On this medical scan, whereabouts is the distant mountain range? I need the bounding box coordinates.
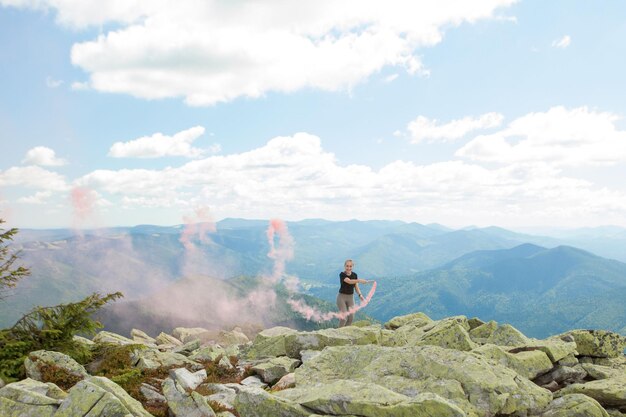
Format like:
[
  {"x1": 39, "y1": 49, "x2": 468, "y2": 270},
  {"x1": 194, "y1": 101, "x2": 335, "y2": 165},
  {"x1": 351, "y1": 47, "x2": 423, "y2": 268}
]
[{"x1": 2, "y1": 219, "x2": 626, "y2": 337}]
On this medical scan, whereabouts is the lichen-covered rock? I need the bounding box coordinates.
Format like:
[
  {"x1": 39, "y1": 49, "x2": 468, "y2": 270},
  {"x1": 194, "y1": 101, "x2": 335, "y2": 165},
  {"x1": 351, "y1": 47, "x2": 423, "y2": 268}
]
[
  {"x1": 0, "y1": 397, "x2": 58, "y2": 417},
  {"x1": 240, "y1": 376, "x2": 268, "y2": 389},
  {"x1": 562, "y1": 330, "x2": 626, "y2": 358},
  {"x1": 484, "y1": 323, "x2": 530, "y2": 346},
  {"x1": 558, "y1": 376, "x2": 626, "y2": 408},
  {"x1": 24, "y1": 350, "x2": 88, "y2": 386},
  {"x1": 201, "y1": 383, "x2": 237, "y2": 410},
  {"x1": 542, "y1": 394, "x2": 609, "y2": 417},
  {"x1": 173, "y1": 339, "x2": 202, "y2": 355},
  {"x1": 472, "y1": 344, "x2": 553, "y2": 379},
  {"x1": 251, "y1": 356, "x2": 301, "y2": 384},
  {"x1": 156, "y1": 332, "x2": 183, "y2": 346},
  {"x1": 533, "y1": 364, "x2": 587, "y2": 386},
  {"x1": 173, "y1": 327, "x2": 210, "y2": 344},
  {"x1": 132, "y1": 347, "x2": 203, "y2": 371},
  {"x1": 189, "y1": 345, "x2": 227, "y2": 362},
  {"x1": 233, "y1": 385, "x2": 310, "y2": 417},
  {"x1": 272, "y1": 372, "x2": 296, "y2": 391},
  {"x1": 0, "y1": 378, "x2": 63, "y2": 417},
  {"x1": 281, "y1": 326, "x2": 382, "y2": 358},
  {"x1": 169, "y1": 368, "x2": 207, "y2": 391},
  {"x1": 415, "y1": 319, "x2": 477, "y2": 351},
  {"x1": 508, "y1": 338, "x2": 578, "y2": 363},
  {"x1": 72, "y1": 335, "x2": 95, "y2": 346},
  {"x1": 244, "y1": 326, "x2": 298, "y2": 359},
  {"x1": 582, "y1": 363, "x2": 624, "y2": 380},
  {"x1": 384, "y1": 312, "x2": 433, "y2": 330},
  {"x1": 131, "y1": 329, "x2": 156, "y2": 345},
  {"x1": 93, "y1": 331, "x2": 135, "y2": 345},
  {"x1": 295, "y1": 344, "x2": 552, "y2": 417},
  {"x1": 162, "y1": 377, "x2": 216, "y2": 417},
  {"x1": 55, "y1": 377, "x2": 152, "y2": 417},
  {"x1": 277, "y1": 379, "x2": 466, "y2": 416},
  {"x1": 469, "y1": 320, "x2": 497, "y2": 342}
]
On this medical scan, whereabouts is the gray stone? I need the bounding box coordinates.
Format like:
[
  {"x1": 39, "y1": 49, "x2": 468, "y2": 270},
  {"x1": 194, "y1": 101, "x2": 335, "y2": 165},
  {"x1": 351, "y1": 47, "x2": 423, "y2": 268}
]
[
  {"x1": 234, "y1": 385, "x2": 310, "y2": 417},
  {"x1": 162, "y1": 377, "x2": 216, "y2": 417},
  {"x1": 140, "y1": 383, "x2": 166, "y2": 403},
  {"x1": 93, "y1": 330, "x2": 135, "y2": 345},
  {"x1": 558, "y1": 376, "x2": 626, "y2": 408},
  {"x1": 240, "y1": 376, "x2": 268, "y2": 389},
  {"x1": 272, "y1": 372, "x2": 296, "y2": 391},
  {"x1": 562, "y1": 330, "x2": 626, "y2": 358},
  {"x1": 24, "y1": 350, "x2": 88, "y2": 384},
  {"x1": 384, "y1": 312, "x2": 433, "y2": 330},
  {"x1": 156, "y1": 332, "x2": 183, "y2": 346},
  {"x1": 0, "y1": 397, "x2": 57, "y2": 417},
  {"x1": 173, "y1": 327, "x2": 210, "y2": 344},
  {"x1": 131, "y1": 329, "x2": 157, "y2": 345},
  {"x1": 252, "y1": 356, "x2": 301, "y2": 384},
  {"x1": 542, "y1": 394, "x2": 609, "y2": 417},
  {"x1": 169, "y1": 368, "x2": 207, "y2": 391},
  {"x1": 0, "y1": 378, "x2": 63, "y2": 406}
]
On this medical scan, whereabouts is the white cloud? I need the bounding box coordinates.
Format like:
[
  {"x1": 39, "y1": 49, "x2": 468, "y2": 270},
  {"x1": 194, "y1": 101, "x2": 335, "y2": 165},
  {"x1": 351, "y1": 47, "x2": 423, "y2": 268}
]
[
  {"x1": 407, "y1": 112, "x2": 504, "y2": 143},
  {"x1": 108, "y1": 126, "x2": 209, "y2": 158},
  {"x1": 71, "y1": 81, "x2": 90, "y2": 91},
  {"x1": 2, "y1": 0, "x2": 517, "y2": 105},
  {"x1": 383, "y1": 73, "x2": 399, "y2": 83},
  {"x1": 22, "y1": 146, "x2": 67, "y2": 166},
  {"x1": 552, "y1": 35, "x2": 571, "y2": 48},
  {"x1": 74, "y1": 132, "x2": 626, "y2": 227},
  {"x1": 0, "y1": 166, "x2": 69, "y2": 191},
  {"x1": 18, "y1": 191, "x2": 53, "y2": 204},
  {"x1": 45, "y1": 76, "x2": 63, "y2": 88},
  {"x1": 456, "y1": 106, "x2": 626, "y2": 166}
]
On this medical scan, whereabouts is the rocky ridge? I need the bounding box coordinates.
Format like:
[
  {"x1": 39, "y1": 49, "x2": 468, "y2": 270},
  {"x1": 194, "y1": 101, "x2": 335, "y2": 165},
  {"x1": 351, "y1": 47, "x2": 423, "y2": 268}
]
[{"x1": 1, "y1": 312, "x2": 625, "y2": 417}]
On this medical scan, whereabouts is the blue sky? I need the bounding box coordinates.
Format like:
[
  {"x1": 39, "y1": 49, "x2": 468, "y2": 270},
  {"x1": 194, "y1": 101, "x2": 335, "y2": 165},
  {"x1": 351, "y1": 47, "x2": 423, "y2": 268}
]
[{"x1": 1, "y1": 0, "x2": 626, "y2": 229}]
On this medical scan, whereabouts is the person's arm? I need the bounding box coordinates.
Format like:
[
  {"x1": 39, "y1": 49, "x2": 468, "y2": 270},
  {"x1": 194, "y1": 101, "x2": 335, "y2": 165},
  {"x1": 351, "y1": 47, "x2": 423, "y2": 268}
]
[
  {"x1": 355, "y1": 283, "x2": 365, "y2": 300},
  {"x1": 343, "y1": 277, "x2": 370, "y2": 285}
]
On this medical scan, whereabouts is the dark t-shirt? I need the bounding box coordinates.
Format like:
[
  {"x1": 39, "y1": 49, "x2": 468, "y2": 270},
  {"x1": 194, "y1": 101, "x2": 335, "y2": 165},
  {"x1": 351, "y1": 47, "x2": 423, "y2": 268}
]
[{"x1": 339, "y1": 271, "x2": 358, "y2": 294}]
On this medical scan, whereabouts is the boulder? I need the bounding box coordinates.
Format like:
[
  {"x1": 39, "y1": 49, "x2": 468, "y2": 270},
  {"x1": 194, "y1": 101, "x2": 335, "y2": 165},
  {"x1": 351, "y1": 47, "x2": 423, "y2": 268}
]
[
  {"x1": 582, "y1": 363, "x2": 625, "y2": 380},
  {"x1": 24, "y1": 350, "x2": 88, "y2": 388},
  {"x1": 384, "y1": 312, "x2": 433, "y2": 330},
  {"x1": 244, "y1": 326, "x2": 298, "y2": 359},
  {"x1": 251, "y1": 356, "x2": 301, "y2": 384},
  {"x1": 72, "y1": 335, "x2": 95, "y2": 346},
  {"x1": 472, "y1": 344, "x2": 553, "y2": 379},
  {"x1": 240, "y1": 376, "x2": 268, "y2": 389},
  {"x1": 131, "y1": 347, "x2": 203, "y2": 371},
  {"x1": 542, "y1": 394, "x2": 609, "y2": 417},
  {"x1": 156, "y1": 332, "x2": 183, "y2": 346},
  {"x1": 469, "y1": 320, "x2": 497, "y2": 342},
  {"x1": 533, "y1": 364, "x2": 587, "y2": 386},
  {"x1": 272, "y1": 373, "x2": 296, "y2": 391},
  {"x1": 276, "y1": 379, "x2": 466, "y2": 416},
  {"x1": 509, "y1": 338, "x2": 578, "y2": 363},
  {"x1": 162, "y1": 377, "x2": 216, "y2": 417},
  {"x1": 169, "y1": 368, "x2": 207, "y2": 391},
  {"x1": 93, "y1": 331, "x2": 135, "y2": 345},
  {"x1": 0, "y1": 378, "x2": 64, "y2": 417},
  {"x1": 140, "y1": 383, "x2": 166, "y2": 403},
  {"x1": 131, "y1": 329, "x2": 157, "y2": 345},
  {"x1": 562, "y1": 330, "x2": 626, "y2": 358},
  {"x1": 173, "y1": 339, "x2": 202, "y2": 356},
  {"x1": 295, "y1": 344, "x2": 552, "y2": 417},
  {"x1": 54, "y1": 377, "x2": 152, "y2": 417},
  {"x1": 415, "y1": 318, "x2": 477, "y2": 351},
  {"x1": 201, "y1": 383, "x2": 237, "y2": 410},
  {"x1": 283, "y1": 326, "x2": 382, "y2": 358},
  {"x1": 189, "y1": 345, "x2": 228, "y2": 362},
  {"x1": 558, "y1": 376, "x2": 626, "y2": 408},
  {"x1": 233, "y1": 385, "x2": 310, "y2": 417},
  {"x1": 484, "y1": 324, "x2": 529, "y2": 346},
  {"x1": 173, "y1": 327, "x2": 210, "y2": 344}
]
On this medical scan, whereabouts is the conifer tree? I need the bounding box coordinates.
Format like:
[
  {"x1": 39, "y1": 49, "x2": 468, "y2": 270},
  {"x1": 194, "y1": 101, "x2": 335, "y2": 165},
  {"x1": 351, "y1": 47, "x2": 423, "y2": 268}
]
[{"x1": 0, "y1": 218, "x2": 30, "y2": 299}]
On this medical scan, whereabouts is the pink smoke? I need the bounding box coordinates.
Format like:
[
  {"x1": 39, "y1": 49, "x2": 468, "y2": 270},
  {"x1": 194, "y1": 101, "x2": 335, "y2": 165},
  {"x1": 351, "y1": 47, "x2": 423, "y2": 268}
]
[
  {"x1": 266, "y1": 218, "x2": 294, "y2": 283},
  {"x1": 287, "y1": 281, "x2": 377, "y2": 322},
  {"x1": 70, "y1": 186, "x2": 98, "y2": 230},
  {"x1": 264, "y1": 219, "x2": 377, "y2": 323},
  {"x1": 179, "y1": 206, "x2": 217, "y2": 249}
]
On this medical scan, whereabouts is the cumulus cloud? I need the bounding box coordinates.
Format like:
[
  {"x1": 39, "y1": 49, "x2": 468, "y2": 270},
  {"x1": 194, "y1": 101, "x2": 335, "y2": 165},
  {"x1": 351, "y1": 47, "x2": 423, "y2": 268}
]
[
  {"x1": 0, "y1": 166, "x2": 69, "y2": 191},
  {"x1": 74, "y1": 131, "x2": 626, "y2": 227},
  {"x1": 552, "y1": 35, "x2": 571, "y2": 48},
  {"x1": 1, "y1": 0, "x2": 517, "y2": 105},
  {"x1": 22, "y1": 146, "x2": 67, "y2": 166},
  {"x1": 17, "y1": 191, "x2": 53, "y2": 204},
  {"x1": 407, "y1": 112, "x2": 504, "y2": 143},
  {"x1": 456, "y1": 106, "x2": 626, "y2": 166},
  {"x1": 108, "y1": 126, "x2": 213, "y2": 158}
]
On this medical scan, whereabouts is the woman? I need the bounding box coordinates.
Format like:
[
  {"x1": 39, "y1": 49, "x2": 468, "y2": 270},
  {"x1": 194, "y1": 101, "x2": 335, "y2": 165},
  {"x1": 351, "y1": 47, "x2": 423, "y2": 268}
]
[{"x1": 337, "y1": 259, "x2": 372, "y2": 327}]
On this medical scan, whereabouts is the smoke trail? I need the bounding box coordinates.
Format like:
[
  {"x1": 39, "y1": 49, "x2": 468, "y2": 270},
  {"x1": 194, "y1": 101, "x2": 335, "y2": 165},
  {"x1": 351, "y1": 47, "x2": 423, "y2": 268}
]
[
  {"x1": 264, "y1": 219, "x2": 377, "y2": 323},
  {"x1": 70, "y1": 186, "x2": 99, "y2": 231},
  {"x1": 265, "y1": 218, "x2": 294, "y2": 283},
  {"x1": 287, "y1": 281, "x2": 377, "y2": 322},
  {"x1": 179, "y1": 206, "x2": 216, "y2": 249}
]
